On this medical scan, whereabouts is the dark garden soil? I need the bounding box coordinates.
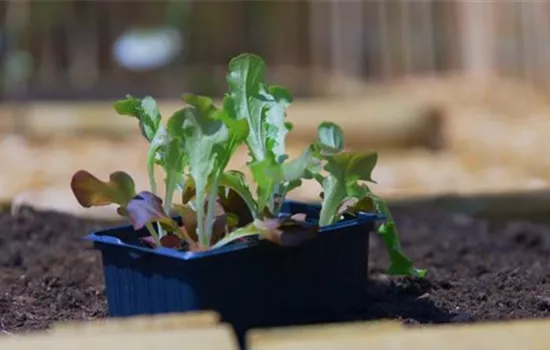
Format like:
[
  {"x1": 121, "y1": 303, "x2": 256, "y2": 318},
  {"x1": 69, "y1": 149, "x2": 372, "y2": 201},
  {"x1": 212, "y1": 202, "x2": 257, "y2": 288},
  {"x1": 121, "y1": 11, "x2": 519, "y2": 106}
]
[{"x1": 1, "y1": 204, "x2": 550, "y2": 334}]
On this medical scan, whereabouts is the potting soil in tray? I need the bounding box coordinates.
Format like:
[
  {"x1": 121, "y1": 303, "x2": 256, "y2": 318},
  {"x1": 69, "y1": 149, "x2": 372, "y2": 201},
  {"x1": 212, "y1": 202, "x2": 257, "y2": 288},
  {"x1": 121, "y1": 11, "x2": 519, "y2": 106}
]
[{"x1": 0, "y1": 204, "x2": 549, "y2": 334}]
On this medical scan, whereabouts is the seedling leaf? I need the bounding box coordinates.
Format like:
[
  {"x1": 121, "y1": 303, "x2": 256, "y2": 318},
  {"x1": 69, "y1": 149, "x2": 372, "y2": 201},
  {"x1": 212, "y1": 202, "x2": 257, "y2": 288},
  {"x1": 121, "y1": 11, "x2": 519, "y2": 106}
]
[
  {"x1": 255, "y1": 214, "x2": 318, "y2": 247},
  {"x1": 126, "y1": 191, "x2": 179, "y2": 232},
  {"x1": 367, "y1": 192, "x2": 428, "y2": 278},
  {"x1": 210, "y1": 220, "x2": 262, "y2": 250},
  {"x1": 160, "y1": 234, "x2": 183, "y2": 249},
  {"x1": 225, "y1": 53, "x2": 296, "y2": 216},
  {"x1": 172, "y1": 203, "x2": 199, "y2": 242},
  {"x1": 226, "y1": 53, "x2": 292, "y2": 162},
  {"x1": 168, "y1": 95, "x2": 248, "y2": 246},
  {"x1": 219, "y1": 170, "x2": 257, "y2": 219},
  {"x1": 70, "y1": 170, "x2": 136, "y2": 213},
  {"x1": 318, "y1": 151, "x2": 378, "y2": 226},
  {"x1": 219, "y1": 170, "x2": 258, "y2": 226},
  {"x1": 316, "y1": 121, "x2": 344, "y2": 155},
  {"x1": 113, "y1": 95, "x2": 161, "y2": 142},
  {"x1": 283, "y1": 146, "x2": 314, "y2": 182}
]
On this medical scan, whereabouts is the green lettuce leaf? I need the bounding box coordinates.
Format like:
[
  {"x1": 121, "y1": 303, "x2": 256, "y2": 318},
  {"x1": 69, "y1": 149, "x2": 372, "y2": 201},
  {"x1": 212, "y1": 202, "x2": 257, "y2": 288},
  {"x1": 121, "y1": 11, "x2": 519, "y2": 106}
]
[
  {"x1": 113, "y1": 95, "x2": 161, "y2": 142},
  {"x1": 313, "y1": 122, "x2": 426, "y2": 277},
  {"x1": 167, "y1": 94, "x2": 248, "y2": 246},
  {"x1": 318, "y1": 150, "x2": 378, "y2": 226},
  {"x1": 224, "y1": 53, "x2": 310, "y2": 215},
  {"x1": 225, "y1": 53, "x2": 292, "y2": 163},
  {"x1": 219, "y1": 170, "x2": 257, "y2": 220},
  {"x1": 364, "y1": 191, "x2": 428, "y2": 278},
  {"x1": 316, "y1": 121, "x2": 344, "y2": 156},
  {"x1": 113, "y1": 95, "x2": 185, "y2": 221}
]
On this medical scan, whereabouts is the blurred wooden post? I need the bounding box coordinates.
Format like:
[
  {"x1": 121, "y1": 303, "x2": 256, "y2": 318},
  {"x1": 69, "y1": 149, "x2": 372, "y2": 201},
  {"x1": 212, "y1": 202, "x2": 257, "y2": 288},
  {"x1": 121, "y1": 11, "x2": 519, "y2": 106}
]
[
  {"x1": 400, "y1": 0, "x2": 412, "y2": 76},
  {"x1": 3, "y1": 0, "x2": 31, "y2": 136},
  {"x1": 494, "y1": 2, "x2": 518, "y2": 79},
  {"x1": 535, "y1": 1, "x2": 550, "y2": 91},
  {"x1": 420, "y1": 0, "x2": 436, "y2": 75},
  {"x1": 329, "y1": 0, "x2": 364, "y2": 91},
  {"x1": 521, "y1": 1, "x2": 549, "y2": 89},
  {"x1": 457, "y1": 1, "x2": 496, "y2": 79},
  {"x1": 244, "y1": 1, "x2": 305, "y2": 91},
  {"x1": 307, "y1": 1, "x2": 330, "y2": 95},
  {"x1": 519, "y1": 2, "x2": 532, "y2": 83},
  {"x1": 308, "y1": 1, "x2": 328, "y2": 70},
  {"x1": 406, "y1": 0, "x2": 436, "y2": 75},
  {"x1": 34, "y1": 3, "x2": 59, "y2": 92},
  {"x1": 430, "y1": 1, "x2": 460, "y2": 72},
  {"x1": 67, "y1": 1, "x2": 99, "y2": 90},
  {"x1": 377, "y1": 0, "x2": 392, "y2": 80}
]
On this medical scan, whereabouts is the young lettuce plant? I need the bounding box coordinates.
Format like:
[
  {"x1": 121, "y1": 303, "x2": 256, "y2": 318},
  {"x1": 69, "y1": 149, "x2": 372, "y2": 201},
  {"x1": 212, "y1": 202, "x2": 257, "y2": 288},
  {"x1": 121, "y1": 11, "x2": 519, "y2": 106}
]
[
  {"x1": 204, "y1": 53, "x2": 318, "y2": 246},
  {"x1": 110, "y1": 95, "x2": 182, "y2": 242},
  {"x1": 71, "y1": 92, "x2": 256, "y2": 250},
  {"x1": 222, "y1": 53, "x2": 313, "y2": 218},
  {"x1": 303, "y1": 121, "x2": 427, "y2": 278},
  {"x1": 70, "y1": 53, "x2": 313, "y2": 251},
  {"x1": 69, "y1": 52, "x2": 425, "y2": 278}
]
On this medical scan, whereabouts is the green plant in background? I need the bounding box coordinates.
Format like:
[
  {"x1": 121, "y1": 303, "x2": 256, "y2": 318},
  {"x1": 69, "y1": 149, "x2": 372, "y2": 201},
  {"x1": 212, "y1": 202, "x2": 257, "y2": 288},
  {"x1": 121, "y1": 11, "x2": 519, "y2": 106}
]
[{"x1": 69, "y1": 53, "x2": 427, "y2": 278}]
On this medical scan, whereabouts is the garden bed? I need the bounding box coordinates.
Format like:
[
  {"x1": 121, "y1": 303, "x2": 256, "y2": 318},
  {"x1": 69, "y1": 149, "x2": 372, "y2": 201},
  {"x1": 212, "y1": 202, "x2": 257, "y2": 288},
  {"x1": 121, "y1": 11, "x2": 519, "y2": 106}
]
[{"x1": 0, "y1": 204, "x2": 549, "y2": 335}]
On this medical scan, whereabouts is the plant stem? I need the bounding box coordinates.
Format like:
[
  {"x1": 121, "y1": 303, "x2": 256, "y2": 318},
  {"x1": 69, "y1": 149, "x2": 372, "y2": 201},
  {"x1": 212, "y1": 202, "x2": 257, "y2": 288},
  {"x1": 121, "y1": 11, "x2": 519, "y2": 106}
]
[
  {"x1": 145, "y1": 222, "x2": 161, "y2": 246},
  {"x1": 195, "y1": 187, "x2": 207, "y2": 247},
  {"x1": 146, "y1": 148, "x2": 164, "y2": 238},
  {"x1": 147, "y1": 148, "x2": 157, "y2": 195},
  {"x1": 177, "y1": 226, "x2": 200, "y2": 251},
  {"x1": 256, "y1": 186, "x2": 268, "y2": 217},
  {"x1": 268, "y1": 184, "x2": 280, "y2": 216},
  {"x1": 155, "y1": 222, "x2": 164, "y2": 239},
  {"x1": 162, "y1": 171, "x2": 179, "y2": 239},
  {"x1": 270, "y1": 183, "x2": 286, "y2": 217},
  {"x1": 204, "y1": 177, "x2": 220, "y2": 247},
  {"x1": 163, "y1": 175, "x2": 176, "y2": 214},
  {"x1": 318, "y1": 178, "x2": 342, "y2": 226}
]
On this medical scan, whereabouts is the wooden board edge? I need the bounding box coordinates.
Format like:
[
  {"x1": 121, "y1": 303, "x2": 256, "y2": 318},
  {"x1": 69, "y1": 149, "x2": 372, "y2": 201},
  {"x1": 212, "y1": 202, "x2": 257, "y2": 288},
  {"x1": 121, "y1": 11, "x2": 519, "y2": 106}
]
[
  {"x1": 248, "y1": 318, "x2": 550, "y2": 350},
  {"x1": 247, "y1": 320, "x2": 404, "y2": 347},
  {"x1": 2, "y1": 324, "x2": 238, "y2": 350},
  {"x1": 51, "y1": 311, "x2": 221, "y2": 335}
]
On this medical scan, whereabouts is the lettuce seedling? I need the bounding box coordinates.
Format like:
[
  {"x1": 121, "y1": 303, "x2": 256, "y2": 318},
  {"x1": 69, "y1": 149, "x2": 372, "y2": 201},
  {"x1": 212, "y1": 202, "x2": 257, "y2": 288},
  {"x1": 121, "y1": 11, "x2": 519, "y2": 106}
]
[
  {"x1": 70, "y1": 52, "x2": 425, "y2": 277},
  {"x1": 306, "y1": 122, "x2": 427, "y2": 278},
  {"x1": 223, "y1": 53, "x2": 312, "y2": 217},
  {"x1": 168, "y1": 94, "x2": 250, "y2": 247},
  {"x1": 112, "y1": 95, "x2": 184, "y2": 240}
]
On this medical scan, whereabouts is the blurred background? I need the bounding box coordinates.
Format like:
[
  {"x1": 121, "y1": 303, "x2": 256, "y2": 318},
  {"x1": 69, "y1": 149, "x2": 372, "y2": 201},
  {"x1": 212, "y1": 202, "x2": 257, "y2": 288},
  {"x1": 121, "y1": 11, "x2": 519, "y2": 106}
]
[{"x1": 2, "y1": 0, "x2": 550, "y2": 221}]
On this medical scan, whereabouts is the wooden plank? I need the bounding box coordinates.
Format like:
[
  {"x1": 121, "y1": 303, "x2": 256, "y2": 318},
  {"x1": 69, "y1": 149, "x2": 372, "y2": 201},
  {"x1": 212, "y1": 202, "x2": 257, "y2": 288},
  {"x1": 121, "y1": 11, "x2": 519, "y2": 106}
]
[
  {"x1": 51, "y1": 311, "x2": 221, "y2": 335},
  {"x1": 249, "y1": 318, "x2": 550, "y2": 350},
  {"x1": 0, "y1": 97, "x2": 445, "y2": 151},
  {"x1": 247, "y1": 320, "x2": 403, "y2": 348},
  {"x1": 0, "y1": 324, "x2": 238, "y2": 350},
  {"x1": 388, "y1": 189, "x2": 550, "y2": 224}
]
